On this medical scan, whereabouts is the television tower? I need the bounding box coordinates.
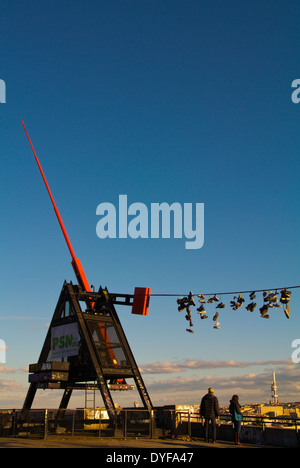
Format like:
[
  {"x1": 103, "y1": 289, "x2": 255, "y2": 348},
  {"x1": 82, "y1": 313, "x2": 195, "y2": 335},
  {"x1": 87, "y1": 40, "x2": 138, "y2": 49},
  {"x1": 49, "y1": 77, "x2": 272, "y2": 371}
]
[{"x1": 270, "y1": 366, "x2": 278, "y2": 404}]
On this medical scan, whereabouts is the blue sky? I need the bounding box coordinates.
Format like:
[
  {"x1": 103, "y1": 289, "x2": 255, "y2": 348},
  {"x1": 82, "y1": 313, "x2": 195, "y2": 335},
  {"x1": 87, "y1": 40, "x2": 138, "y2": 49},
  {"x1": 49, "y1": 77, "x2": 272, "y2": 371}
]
[{"x1": 1, "y1": 0, "x2": 299, "y2": 408}]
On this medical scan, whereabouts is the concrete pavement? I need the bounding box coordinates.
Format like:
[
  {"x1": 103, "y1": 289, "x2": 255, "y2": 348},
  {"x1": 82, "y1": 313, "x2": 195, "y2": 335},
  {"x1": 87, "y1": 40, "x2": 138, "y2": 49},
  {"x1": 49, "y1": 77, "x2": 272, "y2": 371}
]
[{"x1": 0, "y1": 435, "x2": 274, "y2": 449}]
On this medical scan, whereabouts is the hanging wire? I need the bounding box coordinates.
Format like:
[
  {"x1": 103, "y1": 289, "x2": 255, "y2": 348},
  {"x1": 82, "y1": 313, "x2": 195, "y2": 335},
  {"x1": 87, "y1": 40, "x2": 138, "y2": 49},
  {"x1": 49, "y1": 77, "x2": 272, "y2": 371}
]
[
  {"x1": 149, "y1": 285, "x2": 300, "y2": 297},
  {"x1": 169, "y1": 286, "x2": 299, "y2": 332}
]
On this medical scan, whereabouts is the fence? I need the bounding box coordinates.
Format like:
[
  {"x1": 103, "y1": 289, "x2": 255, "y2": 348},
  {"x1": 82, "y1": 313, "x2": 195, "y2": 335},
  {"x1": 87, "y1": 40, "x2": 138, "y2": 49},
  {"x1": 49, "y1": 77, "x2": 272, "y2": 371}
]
[
  {"x1": 174, "y1": 410, "x2": 300, "y2": 447},
  {"x1": 0, "y1": 408, "x2": 156, "y2": 439},
  {"x1": 0, "y1": 408, "x2": 299, "y2": 447}
]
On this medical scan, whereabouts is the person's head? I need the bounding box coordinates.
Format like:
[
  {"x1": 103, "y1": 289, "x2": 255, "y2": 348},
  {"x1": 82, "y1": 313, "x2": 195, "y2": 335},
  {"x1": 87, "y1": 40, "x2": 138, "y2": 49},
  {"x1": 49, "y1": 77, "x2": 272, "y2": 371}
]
[
  {"x1": 208, "y1": 387, "x2": 214, "y2": 394},
  {"x1": 232, "y1": 394, "x2": 239, "y2": 402}
]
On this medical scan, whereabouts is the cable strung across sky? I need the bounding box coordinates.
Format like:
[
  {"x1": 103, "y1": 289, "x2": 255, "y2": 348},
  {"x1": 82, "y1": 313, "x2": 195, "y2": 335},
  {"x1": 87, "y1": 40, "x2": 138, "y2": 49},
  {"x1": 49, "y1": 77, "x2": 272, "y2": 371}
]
[
  {"x1": 175, "y1": 287, "x2": 297, "y2": 333},
  {"x1": 149, "y1": 285, "x2": 300, "y2": 297}
]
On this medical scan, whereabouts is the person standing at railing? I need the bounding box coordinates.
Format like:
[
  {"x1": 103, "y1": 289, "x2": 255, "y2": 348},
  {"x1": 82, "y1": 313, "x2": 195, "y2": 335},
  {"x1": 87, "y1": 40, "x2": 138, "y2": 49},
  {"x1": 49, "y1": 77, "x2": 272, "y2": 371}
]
[
  {"x1": 229, "y1": 395, "x2": 243, "y2": 445},
  {"x1": 200, "y1": 387, "x2": 220, "y2": 443}
]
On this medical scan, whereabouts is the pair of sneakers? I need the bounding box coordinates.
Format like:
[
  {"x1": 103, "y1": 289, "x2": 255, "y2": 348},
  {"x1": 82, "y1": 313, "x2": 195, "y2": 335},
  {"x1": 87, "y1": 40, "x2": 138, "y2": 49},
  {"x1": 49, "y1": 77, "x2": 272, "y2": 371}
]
[
  {"x1": 177, "y1": 291, "x2": 196, "y2": 312},
  {"x1": 279, "y1": 289, "x2": 291, "y2": 318},
  {"x1": 280, "y1": 289, "x2": 292, "y2": 304},
  {"x1": 207, "y1": 294, "x2": 220, "y2": 303},
  {"x1": 230, "y1": 293, "x2": 245, "y2": 310},
  {"x1": 197, "y1": 304, "x2": 208, "y2": 319}
]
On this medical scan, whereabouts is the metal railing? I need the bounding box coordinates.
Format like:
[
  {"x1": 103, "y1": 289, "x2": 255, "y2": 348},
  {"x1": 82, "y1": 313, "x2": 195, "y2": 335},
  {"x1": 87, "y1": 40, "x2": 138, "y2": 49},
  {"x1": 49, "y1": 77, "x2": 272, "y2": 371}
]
[
  {"x1": 174, "y1": 410, "x2": 300, "y2": 437},
  {"x1": 0, "y1": 408, "x2": 156, "y2": 439},
  {"x1": 1, "y1": 408, "x2": 299, "y2": 444}
]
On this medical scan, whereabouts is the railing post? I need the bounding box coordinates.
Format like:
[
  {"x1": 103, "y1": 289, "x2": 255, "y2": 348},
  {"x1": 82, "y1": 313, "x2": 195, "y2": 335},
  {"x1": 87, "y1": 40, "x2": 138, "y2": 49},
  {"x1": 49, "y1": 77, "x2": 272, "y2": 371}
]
[
  {"x1": 43, "y1": 409, "x2": 48, "y2": 439},
  {"x1": 188, "y1": 410, "x2": 191, "y2": 438},
  {"x1": 124, "y1": 409, "x2": 127, "y2": 438},
  {"x1": 12, "y1": 409, "x2": 16, "y2": 436},
  {"x1": 72, "y1": 409, "x2": 75, "y2": 436},
  {"x1": 98, "y1": 409, "x2": 101, "y2": 438},
  {"x1": 149, "y1": 409, "x2": 154, "y2": 439}
]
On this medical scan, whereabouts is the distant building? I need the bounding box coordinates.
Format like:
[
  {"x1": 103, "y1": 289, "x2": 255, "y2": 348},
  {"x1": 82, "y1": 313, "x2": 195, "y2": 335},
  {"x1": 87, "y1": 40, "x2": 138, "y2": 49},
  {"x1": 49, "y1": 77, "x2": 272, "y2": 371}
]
[
  {"x1": 258, "y1": 404, "x2": 284, "y2": 417},
  {"x1": 270, "y1": 367, "x2": 279, "y2": 404}
]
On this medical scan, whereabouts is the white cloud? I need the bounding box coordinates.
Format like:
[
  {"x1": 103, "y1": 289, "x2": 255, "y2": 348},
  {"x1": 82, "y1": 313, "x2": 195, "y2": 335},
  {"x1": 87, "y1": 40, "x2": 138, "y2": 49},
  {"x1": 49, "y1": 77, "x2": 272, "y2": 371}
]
[
  {"x1": 140, "y1": 358, "x2": 291, "y2": 374},
  {"x1": 140, "y1": 362, "x2": 300, "y2": 405},
  {"x1": 0, "y1": 365, "x2": 16, "y2": 374}
]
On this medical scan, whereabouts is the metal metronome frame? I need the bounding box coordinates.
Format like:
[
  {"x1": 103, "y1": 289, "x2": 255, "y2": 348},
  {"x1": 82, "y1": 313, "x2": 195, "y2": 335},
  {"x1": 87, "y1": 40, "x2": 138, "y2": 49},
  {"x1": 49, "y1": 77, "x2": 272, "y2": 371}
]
[{"x1": 21, "y1": 121, "x2": 152, "y2": 421}]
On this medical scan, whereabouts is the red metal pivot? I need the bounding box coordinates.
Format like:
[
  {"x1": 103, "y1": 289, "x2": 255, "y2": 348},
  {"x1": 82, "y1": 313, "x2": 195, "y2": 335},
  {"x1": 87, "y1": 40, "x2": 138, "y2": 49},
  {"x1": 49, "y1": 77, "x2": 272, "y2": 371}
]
[{"x1": 132, "y1": 287, "x2": 151, "y2": 315}]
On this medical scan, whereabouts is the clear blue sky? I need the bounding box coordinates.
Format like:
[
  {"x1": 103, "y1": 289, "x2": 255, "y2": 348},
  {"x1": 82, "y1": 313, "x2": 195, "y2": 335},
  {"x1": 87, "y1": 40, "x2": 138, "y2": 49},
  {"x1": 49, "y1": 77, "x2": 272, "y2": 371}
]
[{"x1": 1, "y1": 0, "x2": 299, "y2": 408}]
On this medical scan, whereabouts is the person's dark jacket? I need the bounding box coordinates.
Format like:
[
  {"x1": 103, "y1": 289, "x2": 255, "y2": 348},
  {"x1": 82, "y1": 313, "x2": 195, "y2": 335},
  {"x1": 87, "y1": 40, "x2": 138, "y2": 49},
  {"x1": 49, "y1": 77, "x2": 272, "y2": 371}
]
[
  {"x1": 229, "y1": 399, "x2": 242, "y2": 421},
  {"x1": 200, "y1": 393, "x2": 220, "y2": 419}
]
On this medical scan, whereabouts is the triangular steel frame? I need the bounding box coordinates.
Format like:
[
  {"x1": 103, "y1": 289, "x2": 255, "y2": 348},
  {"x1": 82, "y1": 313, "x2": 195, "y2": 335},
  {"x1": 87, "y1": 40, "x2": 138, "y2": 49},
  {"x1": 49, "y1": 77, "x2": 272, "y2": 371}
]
[{"x1": 21, "y1": 282, "x2": 153, "y2": 422}]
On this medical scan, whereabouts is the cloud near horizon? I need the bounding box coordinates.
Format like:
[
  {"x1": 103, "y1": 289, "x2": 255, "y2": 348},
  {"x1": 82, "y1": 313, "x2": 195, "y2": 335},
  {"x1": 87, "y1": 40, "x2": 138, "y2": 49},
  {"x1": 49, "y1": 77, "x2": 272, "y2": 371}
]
[
  {"x1": 142, "y1": 364, "x2": 300, "y2": 405},
  {"x1": 139, "y1": 358, "x2": 291, "y2": 374},
  {"x1": 0, "y1": 364, "x2": 17, "y2": 374},
  {"x1": 0, "y1": 362, "x2": 298, "y2": 408}
]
